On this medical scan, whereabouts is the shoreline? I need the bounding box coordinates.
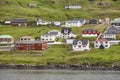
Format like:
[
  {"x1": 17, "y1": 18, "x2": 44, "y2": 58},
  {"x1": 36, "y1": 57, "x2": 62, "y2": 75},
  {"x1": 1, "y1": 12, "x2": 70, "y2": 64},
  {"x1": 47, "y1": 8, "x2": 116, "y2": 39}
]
[{"x1": 0, "y1": 64, "x2": 119, "y2": 71}]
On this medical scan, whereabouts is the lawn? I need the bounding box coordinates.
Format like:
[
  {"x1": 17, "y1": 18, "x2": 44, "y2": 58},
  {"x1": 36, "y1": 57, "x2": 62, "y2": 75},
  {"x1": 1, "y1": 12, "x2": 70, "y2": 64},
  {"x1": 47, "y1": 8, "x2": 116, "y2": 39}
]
[
  {"x1": 0, "y1": 24, "x2": 119, "y2": 66},
  {"x1": 0, "y1": 44, "x2": 120, "y2": 67}
]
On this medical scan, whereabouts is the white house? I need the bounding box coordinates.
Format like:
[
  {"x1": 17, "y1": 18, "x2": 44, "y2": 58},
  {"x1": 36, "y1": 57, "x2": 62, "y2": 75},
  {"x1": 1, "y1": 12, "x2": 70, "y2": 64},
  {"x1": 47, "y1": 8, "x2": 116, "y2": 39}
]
[
  {"x1": 0, "y1": 35, "x2": 14, "y2": 44},
  {"x1": 65, "y1": 18, "x2": 86, "y2": 27},
  {"x1": 41, "y1": 30, "x2": 61, "y2": 42},
  {"x1": 20, "y1": 36, "x2": 35, "y2": 41},
  {"x1": 103, "y1": 26, "x2": 119, "y2": 40},
  {"x1": 4, "y1": 21, "x2": 11, "y2": 25},
  {"x1": 103, "y1": 33, "x2": 116, "y2": 40},
  {"x1": 41, "y1": 34, "x2": 56, "y2": 42},
  {"x1": 66, "y1": 39, "x2": 75, "y2": 44},
  {"x1": 37, "y1": 19, "x2": 51, "y2": 26},
  {"x1": 28, "y1": 3, "x2": 37, "y2": 8},
  {"x1": 82, "y1": 28, "x2": 100, "y2": 37},
  {"x1": 94, "y1": 38, "x2": 110, "y2": 49},
  {"x1": 48, "y1": 30, "x2": 61, "y2": 38},
  {"x1": 53, "y1": 21, "x2": 61, "y2": 26},
  {"x1": 61, "y1": 28, "x2": 76, "y2": 38},
  {"x1": 111, "y1": 18, "x2": 120, "y2": 27},
  {"x1": 72, "y1": 40, "x2": 90, "y2": 51},
  {"x1": 65, "y1": 6, "x2": 81, "y2": 9}
]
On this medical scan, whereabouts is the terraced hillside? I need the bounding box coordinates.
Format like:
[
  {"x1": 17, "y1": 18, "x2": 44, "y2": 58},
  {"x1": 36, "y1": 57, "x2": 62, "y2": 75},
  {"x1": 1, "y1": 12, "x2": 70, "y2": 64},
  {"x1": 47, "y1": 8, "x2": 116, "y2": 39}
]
[{"x1": 0, "y1": 0, "x2": 120, "y2": 21}]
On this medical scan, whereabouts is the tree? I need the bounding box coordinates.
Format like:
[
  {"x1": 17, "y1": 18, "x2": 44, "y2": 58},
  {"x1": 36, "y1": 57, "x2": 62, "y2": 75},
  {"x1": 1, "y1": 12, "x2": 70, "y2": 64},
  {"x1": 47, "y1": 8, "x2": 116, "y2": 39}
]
[{"x1": 99, "y1": 44, "x2": 105, "y2": 49}]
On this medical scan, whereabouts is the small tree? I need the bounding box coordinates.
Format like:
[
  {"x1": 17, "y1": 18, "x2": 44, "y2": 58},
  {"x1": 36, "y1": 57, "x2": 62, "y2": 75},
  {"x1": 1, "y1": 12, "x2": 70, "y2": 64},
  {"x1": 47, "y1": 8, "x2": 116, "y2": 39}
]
[{"x1": 99, "y1": 44, "x2": 105, "y2": 49}]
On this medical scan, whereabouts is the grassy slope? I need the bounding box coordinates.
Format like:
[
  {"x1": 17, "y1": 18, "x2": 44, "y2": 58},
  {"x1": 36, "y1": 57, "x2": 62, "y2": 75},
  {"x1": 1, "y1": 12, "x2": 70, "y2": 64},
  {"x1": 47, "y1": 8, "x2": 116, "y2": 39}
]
[
  {"x1": 0, "y1": 24, "x2": 120, "y2": 66},
  {"x1": 0, "y1": 44, "x2": 120, "y2": 66},
  {"x1": 0, "y1": 0, "x2": 120, "y2": 66},
  {"x1": 0, "y1": 0, "x2": 120, "y2": 21}
]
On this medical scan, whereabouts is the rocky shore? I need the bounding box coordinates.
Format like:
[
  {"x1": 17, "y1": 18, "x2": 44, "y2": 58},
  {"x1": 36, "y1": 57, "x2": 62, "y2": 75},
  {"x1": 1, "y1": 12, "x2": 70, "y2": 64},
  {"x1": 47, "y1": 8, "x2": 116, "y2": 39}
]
[{"x1": 0, "y1": 64, "x2": 119, "y2": 70}]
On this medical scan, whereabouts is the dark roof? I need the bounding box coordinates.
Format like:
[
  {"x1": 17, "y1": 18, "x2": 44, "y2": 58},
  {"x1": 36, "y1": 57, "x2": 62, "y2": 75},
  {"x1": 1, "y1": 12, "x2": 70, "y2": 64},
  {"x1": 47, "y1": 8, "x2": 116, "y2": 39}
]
[
  {"x1": 73, "y1": 40, "x2": 89, "y2": 45},
  {"x1": 11, "y1": 19, "x2": 28, "y2": 23},
  {"x1": 16, "y1": 41, "x2": 43, "y2": 44},
  {"x1": 105, "y1": 26, "x2": 118, "y2": 34},
  {"x1": 61, "y1": 28, "x2": 72, "y2": 34},
  {"x1": 83, "y1": 28, "x2": 96, "y2": 31},
  {"x1": 108, "y1": 26, "x2": 117, "y2": 30}
]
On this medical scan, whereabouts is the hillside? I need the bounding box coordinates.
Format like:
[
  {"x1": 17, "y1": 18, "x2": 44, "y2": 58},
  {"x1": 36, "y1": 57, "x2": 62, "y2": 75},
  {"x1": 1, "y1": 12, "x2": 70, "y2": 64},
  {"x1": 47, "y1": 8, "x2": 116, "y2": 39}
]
[{"x1": 0, "y1": 0, "x2": 120, "y2": 21}]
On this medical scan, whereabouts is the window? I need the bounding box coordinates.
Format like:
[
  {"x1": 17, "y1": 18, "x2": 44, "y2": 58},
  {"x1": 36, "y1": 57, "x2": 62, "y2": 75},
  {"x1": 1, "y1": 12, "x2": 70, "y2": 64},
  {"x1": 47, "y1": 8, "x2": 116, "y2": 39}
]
[
  {"x1": 96, "y1": 42, "x2": 98, "y2": 44},
  {"x1": 83, "y1": 46, "x2": 86, "y2": 47},
  {"x1": 28, "y1": 44, "x2": 32, "y2": 46},
  {"x1": 84, "y1": 31, "x2": 87, "y2": 33},
  {"x1": 105, "y1": 41, "x2": 108, "y2": 44},
  {"x1": 79, "y1": 45, "x2": 81, "y2": 48},
  {"x1": 74, "y1": 45, "x2": 76, "y2": 47},
  {"x1": 96, "y1": 45, "x2": 98, "y2": 47},
  {"x1": 105, "y1": 45, "x2": 108, "y2": 47},
  {"x1": 88, "y1": 31, "x2": 91, "y2": 33}
]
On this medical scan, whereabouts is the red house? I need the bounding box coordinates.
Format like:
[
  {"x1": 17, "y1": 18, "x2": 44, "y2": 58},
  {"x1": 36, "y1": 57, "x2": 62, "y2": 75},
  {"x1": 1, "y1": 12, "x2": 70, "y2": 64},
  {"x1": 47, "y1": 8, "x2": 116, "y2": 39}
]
[
  {"x1": 82, "y1": 28, "x2": 100, "y2": 37},
  {"x1": 15, "y1": 41, "x2": 47, "y2": 51},
  {"x1": 11, "y1": 18, "x2": 28, "y2": 26}
]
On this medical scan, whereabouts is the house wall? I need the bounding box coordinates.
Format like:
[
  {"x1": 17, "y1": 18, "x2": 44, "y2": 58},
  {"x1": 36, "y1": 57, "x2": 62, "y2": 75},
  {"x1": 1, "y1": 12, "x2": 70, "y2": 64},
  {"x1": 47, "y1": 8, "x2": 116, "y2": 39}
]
[
  {"x1": 111, "y1": 23, "x2": 120, "y2": 27},
  {"x1": 72, "y1": 44, "x2": 90, "y2": 51},
  {"x1": 41, "y1": 35, "x2": 56, "y2": 42},
  {"x1": 11, "y1": 23, "x2": 27, "y2": 26},
  {"x1": 0, "y1": 38, "x2": 14, "y2": 44},
  {"x1": 65, "y1": 22, "x2": 82, "y2": 27},
  {"x1": 82, "y1": 34, "x2": 98, "y2": 37},
  {"x1": 37, "y1": 21, "x2": 51, "y2": 26},
  {"x1": 94, "y1": 41, "x2": 110, "y2": 48},
  {"x1": 15, "y1": 43, "x2": 47, "y2": 50},
  {"x1": 20, "y1": 38, "x2": 35, "y2": 41},
  {"x1": 66, "y1": 39, "x2": 74, "y2": 44},
  {"x1": 103, "y1": 34, "x2": 116, "y2": 40},
  {"x1": 61, "y1": 33, "x2": 75, "y2": 38}
]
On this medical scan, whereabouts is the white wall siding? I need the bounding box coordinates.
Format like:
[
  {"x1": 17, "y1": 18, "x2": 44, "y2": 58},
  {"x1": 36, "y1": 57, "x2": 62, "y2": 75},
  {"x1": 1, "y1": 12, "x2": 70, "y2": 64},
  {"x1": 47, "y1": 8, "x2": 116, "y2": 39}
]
[{"x1": 82, "y1": 34, "x2": 98, "y2": 37}]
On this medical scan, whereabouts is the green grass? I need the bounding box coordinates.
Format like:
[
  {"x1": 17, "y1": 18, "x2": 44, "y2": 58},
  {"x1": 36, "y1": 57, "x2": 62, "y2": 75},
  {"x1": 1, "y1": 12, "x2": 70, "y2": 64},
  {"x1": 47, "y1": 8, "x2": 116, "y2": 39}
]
[
  {"x1": 0, "y1": 24, "x2": 118, "y2": 66},
  {"x1": 0, "y1": 0, "x2": 120, "y2": 21},
  {"x1": 0, "y1": 44, "x2": 120, "y2": 66},
  {"x1": 0, "y1": 0, "x2": 120, "y2": 66}
]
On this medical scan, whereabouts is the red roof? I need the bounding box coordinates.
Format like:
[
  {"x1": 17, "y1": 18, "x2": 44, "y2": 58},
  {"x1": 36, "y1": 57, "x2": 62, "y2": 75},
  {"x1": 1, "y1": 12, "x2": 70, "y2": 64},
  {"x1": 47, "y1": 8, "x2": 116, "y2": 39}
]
[{"x1": 96, "y1": 38, "x2": 108, "y2": 42}]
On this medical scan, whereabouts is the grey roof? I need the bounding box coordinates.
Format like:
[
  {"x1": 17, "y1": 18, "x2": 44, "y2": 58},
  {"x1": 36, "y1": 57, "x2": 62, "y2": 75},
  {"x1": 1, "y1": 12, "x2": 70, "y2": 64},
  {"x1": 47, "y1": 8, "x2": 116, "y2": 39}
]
[
  {"x1": 61, "y1": 27, "x2": 72, "y2": 34},
  {"x1": 73, "y1": 40, "x2": 88, "y2": 45},
  {"x1": 16, "y1": 41, "x2": 42, "y2": 44},
  {"x1": 105, "y1": 31, "x2": 116, "y2": 34},
  {"x1": 42, "y1": 33, "x2": 56, "y2": 36},
  {"x1": 83, "y1": 28, "x2": 96, "y2": 31},
  {"x1": 11, "y1": 19, "x2": 28, "y2": 23},
  {"x1": 49, "y1": 32, "x2": 58, "y2": 36},
  {"x1": 105, "y1": 26, "x2": 118, "y2": 34},
  {"x1": 74, "y1": 18, "x2": 86, "y2": 23}
]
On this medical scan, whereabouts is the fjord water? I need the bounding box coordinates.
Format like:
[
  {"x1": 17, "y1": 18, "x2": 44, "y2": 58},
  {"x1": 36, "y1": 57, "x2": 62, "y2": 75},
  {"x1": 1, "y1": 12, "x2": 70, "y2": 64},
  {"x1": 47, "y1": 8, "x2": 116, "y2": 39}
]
[{"x1": 0, "y1": 69, "x2": 120, "y2": 80}]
